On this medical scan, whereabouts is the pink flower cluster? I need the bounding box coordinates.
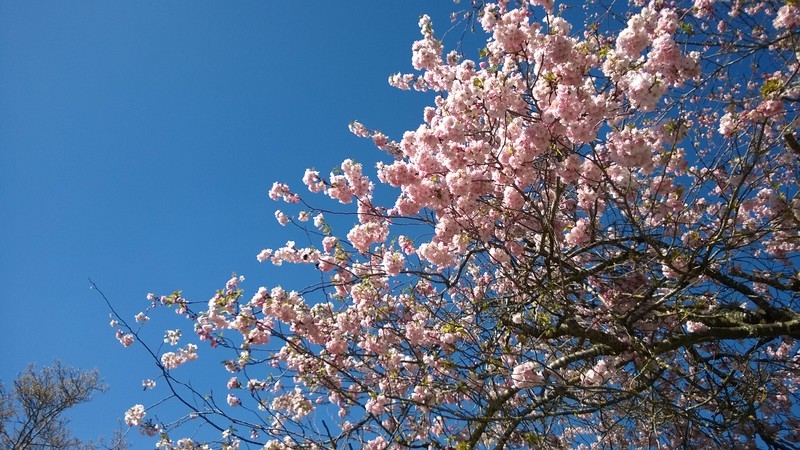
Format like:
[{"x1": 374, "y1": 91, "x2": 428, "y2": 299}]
[
  {"x1": 160, "y1": 343, "x2": 198, "y2": 369},
  {"x1": 124, "y1": 404, "x2": 146, "y2": 426},
  {"x1": 115, "y1": 329, "x2": 134, "y2": 347},
  {"x1": 511, "y1": 361, "x2": 544, "y2": 389}
]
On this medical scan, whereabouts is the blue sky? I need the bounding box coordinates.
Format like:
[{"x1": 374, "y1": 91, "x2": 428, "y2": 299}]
[{"x1": 0, "y1": 1, "x2": 464, "y2": 446}]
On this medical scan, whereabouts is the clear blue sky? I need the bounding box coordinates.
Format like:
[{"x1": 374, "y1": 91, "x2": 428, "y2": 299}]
[{"x1": 0, "y1": 1, "x2": 463, "y2": 446}]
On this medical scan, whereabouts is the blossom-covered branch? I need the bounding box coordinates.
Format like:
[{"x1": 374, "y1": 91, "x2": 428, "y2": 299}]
[{"x1": 109, "y1": 0, "x2": 800, "y2": 448}]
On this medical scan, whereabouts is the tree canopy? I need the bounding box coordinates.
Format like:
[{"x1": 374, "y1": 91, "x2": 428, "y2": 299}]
[
  {"x1": 0, "y1": 361, "x2": 113, "y2": 450},
  {"x1": 108, "y1": 0, "x2": 800, "y2": 448}
]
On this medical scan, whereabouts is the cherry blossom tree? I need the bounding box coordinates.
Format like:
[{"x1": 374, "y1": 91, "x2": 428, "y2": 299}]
[{"x1": 106, "y1": 0, "x2": 800, "y2": 448}]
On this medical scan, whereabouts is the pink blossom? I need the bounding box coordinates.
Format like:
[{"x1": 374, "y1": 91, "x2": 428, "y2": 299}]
[
  {"x1": 582, "y1": 359, "x2": 611, "y2": 385},
  {"x1": 511, "y1": 361, "x2": 543, "y2": 388},
  {"x1": 771, "y1": 341, "x2": 792, "y2": 359},
  {"x1": 489, "y1": 247, "x2": 510, "y2": 264},
  {"x1": 161, "y1": 352, "x2": 181, "y2": 369},
  {"x1": 325, "y1": 335, "x2": 348, "y2": 355},
  {"x1": 398, "y1": 235, "x2": 416, "y2": 254},
  {"x1": 274, "y1": 210, "x2": 290, "y2": 226},
  {"x1": 160, "y1": 343, "x2": 198, "y2": 369},
  {"x1": 606, "y1": 127, "x2": 658, "y2": 171},
  {"x1": 718, "y1": 112, "x2": 737, "y2": 137},
  {"x1": 614, "y1": 9, "x2": 653, "y2": 60},
  {"x1": 531, "y1": 0, "x2": 554, "y2": 13},
  {"x1": 685, "y1": 321, "x2": 710, "y2": 333},
  {"x1": 313, "y1": 213, "x2": 326, "y2": 230},
  {"x1": 388, "y1": 72, "x2": 416, "y2": 90},
  {"x1": 382, "y1": 251, "x2": 405, "y2": 276},
  {"x1": 116, "y1": 330, "x2": 134, "y2": 347},
  {"x1": 346, "y1": 222, "x2": 389, "y2": 253},
  {"x1": 417, "y1": 241, "x2": 455, "y2": 267},
  {"x1": 411, "y1": 15, "x2": 442, "y2": 71},
  {"x1": 692, "y1": 0, "x2": 715, "y2": 18},
  {"x1": 565, "y1": 218, "x2": 591, "y2": 245},
  {"x1": 268, "y1": 182, "x2": 299, "y2": 203},
  {"x1": 227, "y1": 394, "x2": 241, "y2": 407},
  {"x1": 365, "y1": 436, "x2": 388, "y2": 450},
  {"x1": 302, "y1": 169, "x2": 325, "y2": 193},
  {"x1": 326, "y1": 175, "x2": 354, "y2": 204},
  {"x1": 225, "y1": 275, "x2": 243, "y2": 292},
  {"x1": 348, "y1": 120, "x2": 369, "y2": 137},
  {"x1": 320, "y1": 236, "x2": 337, "y2": 254},
  {"x1": 124, "y1": 404, "x2": 146, "y2": 426},
  {"x1": 256, "y1": 249, "x2": 273, "y2": 262},
  {"x1": 247, "y1": 379, "x2": 267, "y2": 391},
  {"x1": 365, "y1": 395, "x2": 387, "y2": 415},
  {"x1": 774, "y1": 5, "x2": 800, "y2": 29},
  {"x1": 623, "y1": 71, "x2": 665, "y2": 111},
  {"x1": 503, "y1": 185, "x2": 525, "y2": 210}
]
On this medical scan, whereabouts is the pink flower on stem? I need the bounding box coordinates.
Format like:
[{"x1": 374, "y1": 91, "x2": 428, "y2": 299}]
[
  {"x1": 365, "y1": 395, "x2": 387, "y2": 415},
  {"x1": 268, "y1": 182, "x2": 299, "y2": 203},
  {"x1": 274, "y1": 210, "x2": 290, "y2": 226},
  {"x1": 685, "y1": 321, "x2": 710, "y2": 333},
  {"x1": 124, "y1": 404, "x2": 146, "y2": 426},
  {"x1": 116, "y1": 330, "x2": 134, "y2": 347},
  {"x1": 511, "y1": 362, "x2": 544, "y2": 389},
  {"x1": 227, "y1": 394, "x2": 241, "y2": 407},
  {"x1": 774, "y1": 5, "x2": 800, "y2": 29},
  {"x1": 382, "y1": 251, "x2": 405, "y2": 276}
]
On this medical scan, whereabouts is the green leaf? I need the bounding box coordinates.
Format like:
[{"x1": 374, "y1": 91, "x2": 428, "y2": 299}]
[{"x1": 761, "y1": 79, "x2": 784, "y2": 98}]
